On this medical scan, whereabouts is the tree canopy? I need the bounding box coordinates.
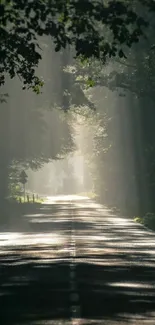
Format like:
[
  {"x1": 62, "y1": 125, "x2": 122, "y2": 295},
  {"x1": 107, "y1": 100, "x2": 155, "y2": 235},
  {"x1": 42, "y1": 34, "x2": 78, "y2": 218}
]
[{"x1": 0, "y1": 0, "x2": 152, "y2": 92}]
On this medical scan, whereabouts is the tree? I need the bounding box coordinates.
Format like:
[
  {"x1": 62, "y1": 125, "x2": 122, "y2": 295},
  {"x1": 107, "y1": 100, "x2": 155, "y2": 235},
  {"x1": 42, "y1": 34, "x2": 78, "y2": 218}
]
[
  {"x1": 0, "y1": 74, "x2": 75, "y2": 203},
  {"x1": 0, "y1": 0, "x2": 150, "y2": 92},
  {"x1": 91, "y1": 14, "x2": 155, "y2": 215},
  {"x1": 59, "y1": 4, "x2": 155, "y2": 216}
]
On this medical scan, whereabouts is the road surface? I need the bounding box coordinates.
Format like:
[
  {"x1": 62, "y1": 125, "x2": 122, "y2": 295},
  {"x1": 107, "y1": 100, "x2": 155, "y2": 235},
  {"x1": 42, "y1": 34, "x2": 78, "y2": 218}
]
[{"x1": 0, "y1": 195, "x2": 155, "y2": 324}]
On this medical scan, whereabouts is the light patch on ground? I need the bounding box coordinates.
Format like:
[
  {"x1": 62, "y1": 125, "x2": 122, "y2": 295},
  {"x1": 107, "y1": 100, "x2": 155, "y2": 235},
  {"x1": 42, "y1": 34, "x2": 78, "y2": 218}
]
[
  {"x1": 0, "y1": 232, "x2": 63, "y2": 247},
  {"x1": 45, "y1": 195, "x2": 89, "y2": 203}
]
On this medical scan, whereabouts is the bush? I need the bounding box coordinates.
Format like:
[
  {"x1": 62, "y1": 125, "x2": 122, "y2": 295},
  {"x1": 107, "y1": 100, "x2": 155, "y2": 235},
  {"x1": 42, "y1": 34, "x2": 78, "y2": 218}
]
[
  {"x1": 144, "y1": 212, "x2": 155, "y2": 230},
  {"x1": 134, "y1": 212, "x2": 155, "y2": 231},
  {"x1": 134, "y1": 216, "x2": 144, "y2": 224}
]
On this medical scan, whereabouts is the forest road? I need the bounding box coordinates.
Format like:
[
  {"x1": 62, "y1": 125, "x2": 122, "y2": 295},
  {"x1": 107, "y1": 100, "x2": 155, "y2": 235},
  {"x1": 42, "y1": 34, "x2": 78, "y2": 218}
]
[{"x1": 0, "y1": 195, "x2": 155, "y2": 324}]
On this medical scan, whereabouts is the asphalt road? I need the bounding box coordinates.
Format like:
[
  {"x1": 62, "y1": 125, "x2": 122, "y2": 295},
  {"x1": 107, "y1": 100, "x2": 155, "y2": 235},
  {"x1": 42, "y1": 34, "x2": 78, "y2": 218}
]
[{"x1": 0, "y1": 195, "x2": 155, "y2": 324}]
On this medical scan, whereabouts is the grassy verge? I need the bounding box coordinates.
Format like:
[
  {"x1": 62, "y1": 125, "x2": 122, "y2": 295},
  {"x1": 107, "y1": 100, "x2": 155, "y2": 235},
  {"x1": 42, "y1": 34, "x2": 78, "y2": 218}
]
[
  {"x1": 134, "y1": 212, "x2": 155, "y2": 231},
  {"x1": 12, "y1": 195, "x2": 45, "y2": 204},
  {"x1": 78, "y1": 192, "x2": 98, "y2": 199},
  {"x1": 0, "y1": 196, "x2": 45, "y2": 229}
]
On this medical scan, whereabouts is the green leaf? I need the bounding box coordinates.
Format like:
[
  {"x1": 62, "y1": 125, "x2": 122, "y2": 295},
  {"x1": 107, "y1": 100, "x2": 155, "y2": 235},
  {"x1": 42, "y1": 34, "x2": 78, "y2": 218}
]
[{"x1": 86, "y1": 78, "x2": 95, "y2": 88}]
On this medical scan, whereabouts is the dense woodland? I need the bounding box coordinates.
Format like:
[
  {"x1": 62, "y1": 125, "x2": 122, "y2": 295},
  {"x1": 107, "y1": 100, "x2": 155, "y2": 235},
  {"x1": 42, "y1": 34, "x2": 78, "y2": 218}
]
[{"x1": 1, "y1": 1, "x2": 155, "y2": 226}]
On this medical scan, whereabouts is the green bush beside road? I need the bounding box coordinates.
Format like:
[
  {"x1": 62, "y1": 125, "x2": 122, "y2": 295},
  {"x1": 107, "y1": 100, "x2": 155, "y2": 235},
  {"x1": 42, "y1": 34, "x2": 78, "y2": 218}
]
[{"x1": 134, "y1": 212, "x2": 155, "y2": 231}]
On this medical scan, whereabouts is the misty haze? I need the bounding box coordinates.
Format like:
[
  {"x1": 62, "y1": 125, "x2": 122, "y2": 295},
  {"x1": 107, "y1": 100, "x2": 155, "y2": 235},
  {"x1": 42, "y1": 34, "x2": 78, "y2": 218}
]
[{"x1": 0, "y1": 1, "x2": 155, "y2": 324}]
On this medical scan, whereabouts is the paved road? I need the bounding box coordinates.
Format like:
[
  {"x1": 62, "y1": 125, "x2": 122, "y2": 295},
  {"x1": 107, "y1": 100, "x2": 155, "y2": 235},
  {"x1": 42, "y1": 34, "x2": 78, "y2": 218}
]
[{"x1": 0, "y1": 195, "x2": 155, "y2": 324}]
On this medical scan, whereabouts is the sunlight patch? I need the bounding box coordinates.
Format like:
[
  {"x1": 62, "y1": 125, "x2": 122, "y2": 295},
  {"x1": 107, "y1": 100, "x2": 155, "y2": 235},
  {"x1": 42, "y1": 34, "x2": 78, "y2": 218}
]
[
  {"x1": 45, "y1": 195, "x2": 89, "y2": 203},
  {"x1": 108, "y1": 282, "x2": 155, "y2": 289},
  {"x1": 0, "y1": 232, "x2": 63, "y2": 247}
]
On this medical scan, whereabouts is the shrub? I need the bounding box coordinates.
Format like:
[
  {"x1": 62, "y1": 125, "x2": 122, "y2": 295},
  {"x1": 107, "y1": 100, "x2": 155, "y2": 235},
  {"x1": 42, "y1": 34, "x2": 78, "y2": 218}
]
[{"x1": 144, "y1": 213, "x2": 155, "y2": 230}]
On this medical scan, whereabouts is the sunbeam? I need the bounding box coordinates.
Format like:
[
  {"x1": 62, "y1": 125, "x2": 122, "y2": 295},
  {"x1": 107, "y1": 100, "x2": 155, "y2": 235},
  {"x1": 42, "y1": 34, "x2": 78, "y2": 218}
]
[{"x1": 0, "y1": 2, "x2": 155, "y2": 324}]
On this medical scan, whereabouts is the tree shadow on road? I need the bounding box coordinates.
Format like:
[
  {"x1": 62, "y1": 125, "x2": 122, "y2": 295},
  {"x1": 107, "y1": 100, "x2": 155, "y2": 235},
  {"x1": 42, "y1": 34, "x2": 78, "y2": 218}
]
[
  {"x1": 0, "y1": 254, "x2": 155, "y2": 324},
  {"x1": 77, "y1": 261, "x2": 155, "y2": 321},
  {"x1": 0, "y1": 200, "x2": 155, "y2": 324},
  {"x1": 0, "y1": 258, "x2": 71, "y2": 324}
]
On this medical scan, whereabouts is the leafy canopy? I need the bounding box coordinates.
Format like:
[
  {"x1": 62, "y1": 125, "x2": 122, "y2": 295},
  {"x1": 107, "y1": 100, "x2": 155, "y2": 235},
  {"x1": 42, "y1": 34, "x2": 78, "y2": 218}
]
[{"x1": 0, "y1": 0, "x2": 151, "y2": 92}]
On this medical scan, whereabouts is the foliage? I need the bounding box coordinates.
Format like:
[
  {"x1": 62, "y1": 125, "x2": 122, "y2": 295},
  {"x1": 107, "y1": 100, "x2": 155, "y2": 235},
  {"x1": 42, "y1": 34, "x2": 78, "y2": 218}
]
[
  {"x1": 94, "y1": 47, "x2": 155, "y2": 101},
  {"x1": 0, "y1": 89, "x2": 75, "y2": 201},
  {"x1": 0, "y1": 0, "x2": 150, "y2": 91},
  {"x1": 134, "y1": 213, "x2": 155, "y2": 231},
  {"x1": 61, "y1": 6, "x2": 155, "y2": 215},
  {"x1": 66, "y1": 105, "x2": 108, "y2": 159},
  {"x1": 144, "y1": 212, "x2": 155, "y2": 231},
  {"x1": 14, "y1": 194, "x2": 45, "y2": 203},
  {"x1": 134, "y1": 216, "x2": 144, "y2": 224},
  {"x1": 78, "y1": 191, "x2": 97, "y2": 199},
  {"x1": 8, "y1": 164, "x2": 22, "y2": 196}
]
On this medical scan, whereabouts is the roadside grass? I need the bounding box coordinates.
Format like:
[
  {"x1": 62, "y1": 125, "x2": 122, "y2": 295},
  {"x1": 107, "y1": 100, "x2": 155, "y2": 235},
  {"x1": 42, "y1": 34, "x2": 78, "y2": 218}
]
[
  {"x1": 12, "y1": 195, "x2": 45, "y2": 204},
  {"x1": 0, "y1": 195, "x2": 46, "y2": 229},
  {"x1": 134, "y1": 212, "x2": 155, "y2": 231},
  {"x1": 78, "y1": 191, "x2": 98, "y2": 199}
]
